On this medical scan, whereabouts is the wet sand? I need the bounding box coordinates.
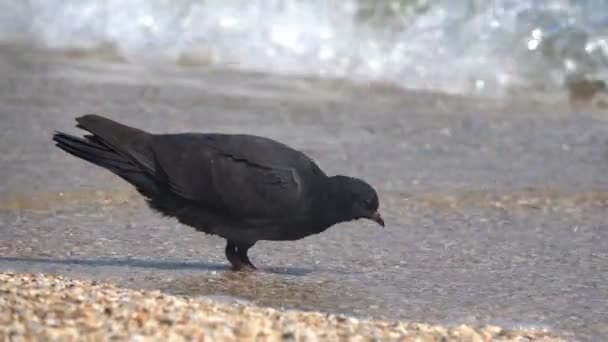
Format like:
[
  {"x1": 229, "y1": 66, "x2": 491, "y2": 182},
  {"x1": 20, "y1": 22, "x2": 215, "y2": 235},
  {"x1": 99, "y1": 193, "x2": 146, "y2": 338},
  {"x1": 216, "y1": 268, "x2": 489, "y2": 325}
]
[{"x1": 1, "y1": 46, "x2": 607, "y2": 341}]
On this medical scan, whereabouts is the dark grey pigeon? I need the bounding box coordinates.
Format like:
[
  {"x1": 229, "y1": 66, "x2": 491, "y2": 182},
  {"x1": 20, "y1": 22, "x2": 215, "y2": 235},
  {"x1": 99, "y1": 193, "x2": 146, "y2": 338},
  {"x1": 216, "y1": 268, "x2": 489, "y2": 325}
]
[{"x1": 53, "y1": 114, "x2": 384, "y2": 271}]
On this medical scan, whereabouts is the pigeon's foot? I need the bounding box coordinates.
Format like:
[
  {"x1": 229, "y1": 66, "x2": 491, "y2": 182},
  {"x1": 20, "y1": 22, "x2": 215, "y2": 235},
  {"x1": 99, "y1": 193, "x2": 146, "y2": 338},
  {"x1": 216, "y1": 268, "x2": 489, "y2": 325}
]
[
  {"x1": 237, "y1": 248, "x2": 257, "y2": 270},
  {"x1": 231, "y1": 262, "x2": 257, "y2": 272},
  {"x1": 225, "y1": 241, "x2": 257, "y2": 272}
]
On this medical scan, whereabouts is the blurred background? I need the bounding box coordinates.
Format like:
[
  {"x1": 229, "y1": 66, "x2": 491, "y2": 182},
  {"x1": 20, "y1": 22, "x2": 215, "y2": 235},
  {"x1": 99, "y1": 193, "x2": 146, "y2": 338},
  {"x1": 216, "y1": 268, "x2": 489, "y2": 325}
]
[{"x1": 1, "y1": 0, "x2": 607, "y2": 100}]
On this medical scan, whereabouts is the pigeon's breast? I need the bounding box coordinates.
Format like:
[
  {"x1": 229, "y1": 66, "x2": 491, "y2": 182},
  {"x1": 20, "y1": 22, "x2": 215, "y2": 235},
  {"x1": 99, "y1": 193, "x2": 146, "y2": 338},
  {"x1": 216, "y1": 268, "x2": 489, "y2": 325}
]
[{"x1": 210, "y1": 217, "x2": 329, "y2": 244}]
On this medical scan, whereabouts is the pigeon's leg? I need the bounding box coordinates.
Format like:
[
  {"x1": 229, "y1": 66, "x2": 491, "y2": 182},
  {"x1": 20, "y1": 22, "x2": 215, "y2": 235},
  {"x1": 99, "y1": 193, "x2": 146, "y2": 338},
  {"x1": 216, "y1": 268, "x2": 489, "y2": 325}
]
[
  {"x1": 225, "y1": 241, "x2": 255, "y2": 271},
  {"x1": 236, "y1": 243, "x2": 256, "y2": 270},
  {"x1": 225, "y1": 241, "x2": 241, "y2": 269}
]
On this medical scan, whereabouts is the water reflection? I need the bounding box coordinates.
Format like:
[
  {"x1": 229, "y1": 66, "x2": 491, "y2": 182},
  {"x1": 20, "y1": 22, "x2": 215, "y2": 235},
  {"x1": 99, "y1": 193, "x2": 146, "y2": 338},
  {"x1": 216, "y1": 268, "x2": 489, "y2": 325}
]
[{"x1": 162, "y1": 271, "x2": 351, "y2": 314}]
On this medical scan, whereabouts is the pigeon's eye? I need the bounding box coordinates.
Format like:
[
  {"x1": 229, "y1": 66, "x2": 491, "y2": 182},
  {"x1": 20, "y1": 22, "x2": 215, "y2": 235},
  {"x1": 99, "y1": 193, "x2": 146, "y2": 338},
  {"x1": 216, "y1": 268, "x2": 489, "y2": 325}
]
[{"x1": 363, "y1": 199, "x2": 373, "y2": 209}]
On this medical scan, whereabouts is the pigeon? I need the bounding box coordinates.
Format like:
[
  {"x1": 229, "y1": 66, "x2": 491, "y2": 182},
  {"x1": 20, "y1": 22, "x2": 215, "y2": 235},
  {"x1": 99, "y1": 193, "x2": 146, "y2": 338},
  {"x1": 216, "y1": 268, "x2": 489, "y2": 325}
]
[{"x1": 52, "y1": 114, "x2": 384, "y2": 271}]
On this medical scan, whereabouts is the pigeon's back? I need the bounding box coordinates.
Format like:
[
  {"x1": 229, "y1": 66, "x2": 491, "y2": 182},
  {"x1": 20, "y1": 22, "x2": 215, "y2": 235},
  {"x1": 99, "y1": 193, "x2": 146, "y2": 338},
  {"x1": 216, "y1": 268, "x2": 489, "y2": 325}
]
[{"x1": 150, "y1": 132, "x2": 329, "y2": 222}]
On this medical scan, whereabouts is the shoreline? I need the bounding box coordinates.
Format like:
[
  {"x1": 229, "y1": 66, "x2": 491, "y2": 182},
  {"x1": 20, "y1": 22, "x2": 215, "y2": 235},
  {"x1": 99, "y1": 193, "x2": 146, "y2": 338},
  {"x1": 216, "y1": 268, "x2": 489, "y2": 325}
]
[
  {"x1": 0, "y1": 272, "x2": 564, "y2": 341},
  {"x1": 1, "y1": 45, "x2": 604, "y2": 340}
]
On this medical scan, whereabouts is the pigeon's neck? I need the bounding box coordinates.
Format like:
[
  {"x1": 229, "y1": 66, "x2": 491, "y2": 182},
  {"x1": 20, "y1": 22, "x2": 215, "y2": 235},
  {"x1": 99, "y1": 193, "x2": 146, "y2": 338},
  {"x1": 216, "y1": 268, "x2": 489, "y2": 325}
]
[{"x1": 314, "y1": 175, "x2": 356, "y2": 226}]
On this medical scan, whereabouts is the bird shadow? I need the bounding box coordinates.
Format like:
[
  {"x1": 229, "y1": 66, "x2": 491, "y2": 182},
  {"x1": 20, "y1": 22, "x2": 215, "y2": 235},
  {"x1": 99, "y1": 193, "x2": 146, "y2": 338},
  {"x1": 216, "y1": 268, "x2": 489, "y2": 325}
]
[{"x1": 0, "y1": 256, "x2": 314, "y2": 276}]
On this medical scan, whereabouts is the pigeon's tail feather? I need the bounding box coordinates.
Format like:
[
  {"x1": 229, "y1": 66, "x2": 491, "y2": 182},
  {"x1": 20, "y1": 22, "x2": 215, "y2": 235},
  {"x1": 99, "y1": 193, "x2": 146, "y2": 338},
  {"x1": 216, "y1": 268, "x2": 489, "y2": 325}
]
[
  {"x1": 53, "y1": 131, "x2": 158, "y2": 198},
  {"x1": 73, "y1": 114, "x2": 154, "y2": 170}
]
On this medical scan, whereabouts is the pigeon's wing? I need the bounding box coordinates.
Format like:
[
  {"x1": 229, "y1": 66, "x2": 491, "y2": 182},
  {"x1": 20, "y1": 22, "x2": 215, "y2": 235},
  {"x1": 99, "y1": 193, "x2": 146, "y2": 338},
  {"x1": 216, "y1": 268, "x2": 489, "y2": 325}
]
[
  {"x1": 151, "y1": 133, "x2": 318, "y2": 219},
  {"x1": 208, "y1": 152, "x2": 304, "y2": 219}
]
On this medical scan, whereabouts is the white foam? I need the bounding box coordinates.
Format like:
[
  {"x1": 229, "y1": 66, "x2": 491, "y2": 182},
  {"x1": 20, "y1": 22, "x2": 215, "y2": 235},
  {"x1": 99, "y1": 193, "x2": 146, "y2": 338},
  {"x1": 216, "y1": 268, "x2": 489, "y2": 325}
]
[{"x1": 0, "y1": 0, "x2": 607, "y2": 96}]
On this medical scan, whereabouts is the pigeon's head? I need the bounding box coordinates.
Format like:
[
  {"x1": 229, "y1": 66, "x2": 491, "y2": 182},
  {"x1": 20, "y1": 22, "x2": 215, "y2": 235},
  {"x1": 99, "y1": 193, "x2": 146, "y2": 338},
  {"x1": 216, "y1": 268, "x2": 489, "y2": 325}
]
[{"x1": 330, "y1": 176, "x2": 384, "y2": 227}]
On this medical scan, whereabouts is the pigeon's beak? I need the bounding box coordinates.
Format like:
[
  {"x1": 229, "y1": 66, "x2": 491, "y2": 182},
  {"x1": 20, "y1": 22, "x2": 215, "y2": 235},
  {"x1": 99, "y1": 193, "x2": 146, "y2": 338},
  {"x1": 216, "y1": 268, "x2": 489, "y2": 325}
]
[{"x1": 369, "y1": 211, "x2": 385, "y2": 227}]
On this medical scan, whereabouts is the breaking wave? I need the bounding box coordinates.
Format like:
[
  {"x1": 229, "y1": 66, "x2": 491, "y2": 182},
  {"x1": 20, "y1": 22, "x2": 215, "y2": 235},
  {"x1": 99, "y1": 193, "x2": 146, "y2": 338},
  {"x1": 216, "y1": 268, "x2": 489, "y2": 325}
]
[{"x1": 1, "y1": 0, "x2": 607, "y2": 96}]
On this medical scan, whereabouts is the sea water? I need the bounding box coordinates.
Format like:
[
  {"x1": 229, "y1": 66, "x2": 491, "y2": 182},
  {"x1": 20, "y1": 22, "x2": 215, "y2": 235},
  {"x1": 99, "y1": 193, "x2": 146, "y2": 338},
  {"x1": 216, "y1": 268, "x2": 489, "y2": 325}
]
[{"x1": 1, "y1": 0, "x2": 607, "y2": 97}]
